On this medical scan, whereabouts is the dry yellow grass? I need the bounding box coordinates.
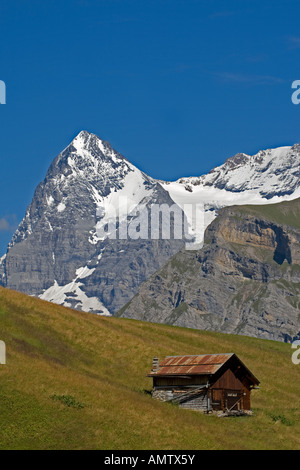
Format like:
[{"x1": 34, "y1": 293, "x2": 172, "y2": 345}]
[{"x1": 0, "y1": 286, "x2": 299, "y2": 450}]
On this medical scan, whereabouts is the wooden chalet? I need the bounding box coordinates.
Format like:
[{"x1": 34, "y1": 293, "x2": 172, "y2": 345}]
[{"x1": 147, "y1": 353, "x2": 259, "y2": 414}]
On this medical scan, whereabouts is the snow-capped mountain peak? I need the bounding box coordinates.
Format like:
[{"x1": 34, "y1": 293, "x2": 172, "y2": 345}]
[
  {"x1": 3, "y1": 131, "x2": 184, "y2": 316},
  {"x1": 170, "y1": 144, "x2": 300, "y2": 199},
  {"x1": 70, "y1": 130, "x2": 125, "y2": 162}
]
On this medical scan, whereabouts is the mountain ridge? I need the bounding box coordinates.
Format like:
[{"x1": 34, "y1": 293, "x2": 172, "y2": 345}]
[
  {"x1": 118, "y1": 197, "x2": 300, "y2": 342},
  {"x1": 2, "y1": 131, "x2": 300, "y2": 318}
]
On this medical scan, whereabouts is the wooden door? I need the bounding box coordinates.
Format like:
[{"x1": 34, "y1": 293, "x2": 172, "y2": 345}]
[{"x1": 225, "y1": 390, "x2": 243, "y2": 411}]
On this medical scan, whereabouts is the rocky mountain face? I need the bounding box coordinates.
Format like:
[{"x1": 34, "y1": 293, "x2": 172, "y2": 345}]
[
  {"x1": 0, "y1": 255, "x2": 5, "y2": 286},
  {"x1": 1, "y1": 130, "x2": 300, "y2": 319},
  {"x1": 2, "y1": 131, "x2": 184, "y2": 314},
  {"x1": 118, "y1": 198, "x2": 300, "y2": 342}
]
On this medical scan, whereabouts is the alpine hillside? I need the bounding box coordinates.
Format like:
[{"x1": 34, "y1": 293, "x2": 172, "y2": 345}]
[{"x1": 1, "y1": 286, "x2": 299, "y2": 450}]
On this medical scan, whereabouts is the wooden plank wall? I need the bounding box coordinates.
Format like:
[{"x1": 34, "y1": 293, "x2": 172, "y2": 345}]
[{"x1": 179, "y1": 392, "x2": 208, "y2": 412}]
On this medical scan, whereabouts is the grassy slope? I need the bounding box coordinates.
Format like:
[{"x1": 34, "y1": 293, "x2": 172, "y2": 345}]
[
  {"x1": 231, "y1": 197, "x2": 300, "y2": 230},
  {"x1": 0, "y1": 286, "x2": 300, "y2": 450}
]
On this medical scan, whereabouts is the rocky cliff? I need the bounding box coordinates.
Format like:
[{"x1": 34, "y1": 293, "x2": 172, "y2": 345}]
[{"x1": 118, "y1": 198, "x2": 300, "y2": 342}]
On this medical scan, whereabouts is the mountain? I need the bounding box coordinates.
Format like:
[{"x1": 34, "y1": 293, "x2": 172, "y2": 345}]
[
  {"x1": 2, "y1": 131, "x2": 184, "y2": 314},
  {"x1": 118, "y1": 198, "x2": 300, "y2": 342},
  {"x1": 0, "y1": 286, "x2": 299, "y2": 450},
  {"x1": 171, "y1": 144, "x2": 300, "y2": 198},
  {"x1": 161, "y1": 144, "x2": 300, "y2": 242},
  {"x1": 1, "y1": 131, "x2": 300, "y2": 316}
]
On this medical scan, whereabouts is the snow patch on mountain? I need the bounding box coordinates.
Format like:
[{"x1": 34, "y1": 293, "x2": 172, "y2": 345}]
[
  {"x1": 75, "y1": 265, "x2": 95, "y2": 279},
  {"x1": 40, "y1": 263, "x2": 110, "y2": 315},
  {"x1": 40, "y1": 279, "x2": 110, "y2": 315},
  {"x1": 57, "y1": 202, "x2": 66, "y2": 212},
  {"x1": 92, "y1": 166, "x2": 155, "y2": 242}
]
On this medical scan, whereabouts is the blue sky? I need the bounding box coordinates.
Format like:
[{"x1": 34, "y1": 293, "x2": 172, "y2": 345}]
[{"x1": 1, "y1": 0, "x2": 300, "y2": 254}]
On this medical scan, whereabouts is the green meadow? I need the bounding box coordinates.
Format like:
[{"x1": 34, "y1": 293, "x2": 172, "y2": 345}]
[{"x1": 0, "y1": 286, "x2": 299, "y2": 450}]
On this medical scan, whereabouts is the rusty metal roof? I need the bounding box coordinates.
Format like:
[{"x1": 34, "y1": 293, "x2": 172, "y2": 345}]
[{"x1": 148, "y1": 353, "x2": 234, "y2": 377}]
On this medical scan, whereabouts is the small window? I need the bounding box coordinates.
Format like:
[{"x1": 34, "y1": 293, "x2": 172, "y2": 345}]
[{"x1": 227, "y1": 392, "x2": 238, "y2": 397}]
